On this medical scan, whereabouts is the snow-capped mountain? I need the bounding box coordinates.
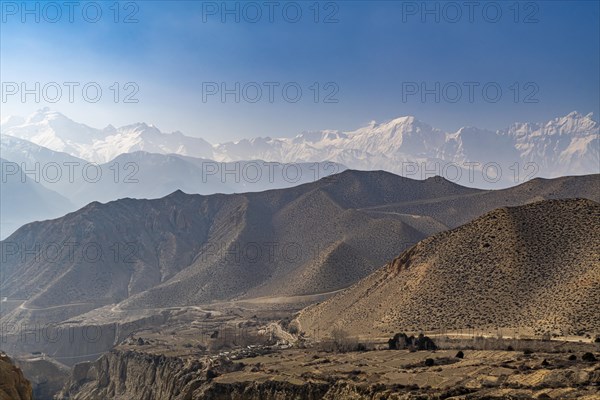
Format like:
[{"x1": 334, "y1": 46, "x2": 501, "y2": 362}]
[
  {"x1": 213, "y1": 112, "x2": 598, "y2": 183},
  {"x1": 1, "y1": 108, "x2": 213, "y2": 163},
  {"x1": 2, "y1": 108, "x2": 598, "y2": 184},
  {"x1": 0, "y1": 134, "x2": 85, "y2": 167},
  {"x1": 500, "y1": 111, "x2": 599, "y2": 175},
  {"x1": 212, "y1": 116, "x2": 447, "y2": 164},
  {"x1": 0, "y1": 115, "x2": 25, "y2": 129}
]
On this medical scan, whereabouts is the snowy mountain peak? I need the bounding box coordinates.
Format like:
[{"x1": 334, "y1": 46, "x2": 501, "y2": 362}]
[
  {"x1": 565, "y1": 111, "x2": 583, "y2": 119},
  {"x1": 553, "y1": 111, "x2": 598, "y2": 132},
  {"x1": 24, "y1": 107, "x2": 69, "y2": 124},
  {"x1": 2, "y1": 108, "x2": 213, "y2": 163},
  {"x1": 391, "y1": 115, "x2": 417, "y2": 125},
  {"x1": 118, "y1": 122, "x2": 153, "y2": 132},
  {"x1": 0, "y1": 115, "x2": 25, "y2": 129},
  {"x1": 504, "y1": 111, "x2": 598, "y2": 137},
  {"x1": 382, "y1": 115, "x2": 419, "y2": 128}
]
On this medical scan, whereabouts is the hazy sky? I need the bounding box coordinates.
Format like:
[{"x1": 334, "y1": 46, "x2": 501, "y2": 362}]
[{"x1": 1, "y1": 0, "x2": 598, "y2": 142}]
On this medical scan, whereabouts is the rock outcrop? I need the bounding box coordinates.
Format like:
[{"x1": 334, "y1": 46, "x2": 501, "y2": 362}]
[
  {"x1": 59, "y1": 345, "x2": 600, "y2": 400},
  {"x1": 0, "y1": 353, "x2": 33, "y2": 400},
  {"x1": 59, "y1": 350, "x2": 202, "y2": 400}
]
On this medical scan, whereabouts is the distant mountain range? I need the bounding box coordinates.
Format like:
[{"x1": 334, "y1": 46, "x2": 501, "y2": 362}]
[
  {"x1": 2, "y1": 108, "x2": 598, "y2": 182},
  {"x1": 1, "y1": 108, "x2": 598, "y2": 237},
  {"x1": 1, "y1": 109, "x2": 214, "y2": 163}
]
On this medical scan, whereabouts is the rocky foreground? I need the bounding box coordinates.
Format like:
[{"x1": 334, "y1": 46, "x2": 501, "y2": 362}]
[
  {"x1": 57, "y1": 343, "x2": 600, "y2": 399},
  {"x1": 0, "y1": 353, "x2": 33, "y2": 400}
]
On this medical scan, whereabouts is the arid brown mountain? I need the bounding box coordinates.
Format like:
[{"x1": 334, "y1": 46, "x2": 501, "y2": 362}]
[
  {"x1": 297, "y1": 198, "x2": 600, "y2": 338},
  {"x1": 2, "y1": 171, "x2": 470, "y2": 312},
  {"x1": 0, "y1": 353, "x2": 33, "y2": 400},
  {"x1": 1, "y1": 171, "x2": 599, "y2": 357}
]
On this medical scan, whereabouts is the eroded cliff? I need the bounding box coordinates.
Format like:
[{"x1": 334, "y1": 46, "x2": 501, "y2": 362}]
[{"x1": 0, "y1": 353, "x2": 33, "y2": 400}]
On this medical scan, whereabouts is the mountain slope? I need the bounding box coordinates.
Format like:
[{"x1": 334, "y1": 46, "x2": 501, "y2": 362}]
[
  {"x1": 2, "y1": 171, "x2": 471, "y2": 307},
  {"x1": 68, "y1": 152, "x2": 346, "y2": 205},
  {"x1": 297, "y1": 198, "x2": 600, "y2": 338},
  {"x1": 2, "y1": 171, "x2": 598, "y2": 322},
  {"x1": 0, "y1": 158, "x2": 74, "y2": 239}
]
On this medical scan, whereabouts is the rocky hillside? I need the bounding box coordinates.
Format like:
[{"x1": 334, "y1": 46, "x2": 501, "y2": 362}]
[
  {"x1": 0, "y1": 353, "x2": 33, "y2": 400},
  {"x1": 297, "y1": 198, "x2": 600, "y2": 338},
  {"x1": 1, "y1": 172, "x2": 598, "y2": 362},
  {"x1": 2, "y1": 170, "x2": 472, "y2": 314}
]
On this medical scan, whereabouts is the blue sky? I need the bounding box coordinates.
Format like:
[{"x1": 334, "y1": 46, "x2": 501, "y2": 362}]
[{"x1": 1, "y1": 0, "x2": 598, "y2": 142}]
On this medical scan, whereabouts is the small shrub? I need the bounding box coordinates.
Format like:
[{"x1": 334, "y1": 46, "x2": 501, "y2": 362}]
[
  {"x1": 388, "y1": 332, "x2": 437, "y2": 351},
  {"x1": 388, "y1": 333, "x2": 410, "y2": 350},
  {"x1": 206, "y1": 369, "x2": 219, "y2": 381},
  {"x1": 415, "y1": 333, "x2": 437, "y2": 351},
  {"x1": 279, "y1": 317, "x2": 291, "y2": 330},
  {"x1": 455, "y1": 351, "x2": 464, "y2": 359},
  {"x1": 424, "y1": 358, "x2": 435, "y2": 367},
  {"x1": 523, "y1": 348, "x2": 534, "y2": 355},
  {"x1": 507, "y1": 345, "x2": 514, "y2": 351},
  {"x1": 582, "y1": 352, "x2": 597, "y2": 362},
  {"x1": 568, "y1": 354, "x2": 577, "y2": 361},
  {"x1": 330, "y1": 327, "x2": 357, "y2": 353}
]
